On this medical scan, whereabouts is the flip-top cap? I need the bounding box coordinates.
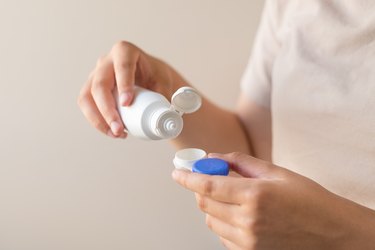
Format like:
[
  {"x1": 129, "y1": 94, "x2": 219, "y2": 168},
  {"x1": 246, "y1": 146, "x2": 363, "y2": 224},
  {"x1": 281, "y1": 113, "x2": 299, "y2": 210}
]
[
  {"x1": 193, "y1": 158, "x2": 229, "y2": 176},
  {"x1": 171, "y1": 87, "x2": 202, "y2": 114}
]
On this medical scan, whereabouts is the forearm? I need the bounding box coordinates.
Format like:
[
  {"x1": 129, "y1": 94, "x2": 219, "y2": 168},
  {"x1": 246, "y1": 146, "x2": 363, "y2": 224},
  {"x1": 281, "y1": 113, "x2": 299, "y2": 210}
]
[
  {"x1": 172, "y1": 97, "x2": 252, "y2": 154},
  {"x1": 335, "y1": 195, "x2": 375, "y2": 249},
  {"x1": 159, "y1": 61, "x2": 252, "y2": 154}
]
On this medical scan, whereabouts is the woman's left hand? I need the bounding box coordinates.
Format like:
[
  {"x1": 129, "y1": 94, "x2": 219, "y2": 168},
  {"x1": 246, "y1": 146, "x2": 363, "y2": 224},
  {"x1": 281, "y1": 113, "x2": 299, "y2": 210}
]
[{"x1": 172, "y1": 152, "x2": 375, "y2": 250}]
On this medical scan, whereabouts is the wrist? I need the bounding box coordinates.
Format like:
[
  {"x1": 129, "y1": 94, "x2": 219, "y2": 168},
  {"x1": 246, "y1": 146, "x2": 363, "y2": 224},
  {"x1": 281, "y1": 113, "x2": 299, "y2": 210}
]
[{"x1": 332, "y1": 195, "x2": 375, "y2": 249}]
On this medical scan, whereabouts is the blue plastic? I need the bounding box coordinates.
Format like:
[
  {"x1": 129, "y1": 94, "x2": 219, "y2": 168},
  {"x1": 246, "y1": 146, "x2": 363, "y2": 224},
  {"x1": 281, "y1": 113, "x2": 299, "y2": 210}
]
[{"x1": 192, "y1": 158, "x2": 229, "y2": 176}]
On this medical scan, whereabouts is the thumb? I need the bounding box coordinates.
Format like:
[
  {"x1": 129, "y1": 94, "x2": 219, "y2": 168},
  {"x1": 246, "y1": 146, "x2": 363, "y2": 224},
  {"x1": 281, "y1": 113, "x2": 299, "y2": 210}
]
[{"x1": 208, "y1": 152, "x2": 276, "y2": 178}]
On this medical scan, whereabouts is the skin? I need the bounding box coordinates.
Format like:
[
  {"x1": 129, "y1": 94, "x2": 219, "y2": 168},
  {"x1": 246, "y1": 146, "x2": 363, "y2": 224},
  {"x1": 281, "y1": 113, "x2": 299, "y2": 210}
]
[
  {"x1": 78, "y1": 41, "x2": 375, "y2": 249},
  {"x1": 173, "y1": 152, "x2": 375, "y2": 249}
]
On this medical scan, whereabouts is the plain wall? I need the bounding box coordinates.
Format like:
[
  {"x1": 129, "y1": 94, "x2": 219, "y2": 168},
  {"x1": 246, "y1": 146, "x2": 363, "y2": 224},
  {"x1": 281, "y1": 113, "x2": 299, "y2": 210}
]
[{"x1": 0, "y1": 1, "x2": 264, "y2": 249}]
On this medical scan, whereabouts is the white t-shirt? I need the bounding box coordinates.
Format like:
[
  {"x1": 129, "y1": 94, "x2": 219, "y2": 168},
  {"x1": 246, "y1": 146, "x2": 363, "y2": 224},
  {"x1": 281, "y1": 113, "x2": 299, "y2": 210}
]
[{"x1": 241, "y1": 0, "x2": 375, "y2": 209}]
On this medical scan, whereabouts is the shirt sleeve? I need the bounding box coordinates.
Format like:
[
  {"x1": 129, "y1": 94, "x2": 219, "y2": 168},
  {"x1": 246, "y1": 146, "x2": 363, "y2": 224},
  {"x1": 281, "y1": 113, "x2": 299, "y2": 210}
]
[{"x1": 240, "y1": 0, "x2": 281, "y2": 108}]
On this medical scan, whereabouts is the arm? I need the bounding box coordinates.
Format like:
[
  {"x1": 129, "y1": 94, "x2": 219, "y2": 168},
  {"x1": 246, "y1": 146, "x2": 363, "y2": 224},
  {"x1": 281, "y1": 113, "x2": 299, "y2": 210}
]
[
  {"x1": 78, "y1": 41, "x2": 272, "y2": 159},
  {"x1": 172, "y1": 95, "x2": 252, "y2": 154},
  {"x1": 168, "y1": 62, "x2": 272, "y2": 157},
  {"x1": 168, "y1": 63, "x2": 249, "y2": 154}
]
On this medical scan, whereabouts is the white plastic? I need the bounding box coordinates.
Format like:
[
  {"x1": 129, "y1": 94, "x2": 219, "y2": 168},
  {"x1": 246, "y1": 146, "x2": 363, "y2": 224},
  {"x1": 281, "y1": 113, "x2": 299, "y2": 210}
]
[
  {"x1": 173, "y1": 148, "x2": 207, "y2": 171},
  {"x1": 116, "y1": 86, "x2": 201, "y2": 140},
  {"x1": 171, "y1": 87, "x2": 202, "y2": 114}
]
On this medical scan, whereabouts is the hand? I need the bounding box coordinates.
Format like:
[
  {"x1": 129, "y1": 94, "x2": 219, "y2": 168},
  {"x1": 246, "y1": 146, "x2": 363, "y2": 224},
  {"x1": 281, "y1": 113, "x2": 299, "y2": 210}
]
[
  {"x1": 172, "y1": 152, "x2": 375, "y2": 250},
  {"x1": 77, "y1": 41, "x2": 178, "y2": 138}
]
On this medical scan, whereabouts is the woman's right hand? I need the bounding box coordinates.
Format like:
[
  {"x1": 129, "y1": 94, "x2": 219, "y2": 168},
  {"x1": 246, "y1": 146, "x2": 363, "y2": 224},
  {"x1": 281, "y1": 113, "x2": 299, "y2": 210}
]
[{"x1": 77, "y1": 41, "x2": 176, "y2": 138}]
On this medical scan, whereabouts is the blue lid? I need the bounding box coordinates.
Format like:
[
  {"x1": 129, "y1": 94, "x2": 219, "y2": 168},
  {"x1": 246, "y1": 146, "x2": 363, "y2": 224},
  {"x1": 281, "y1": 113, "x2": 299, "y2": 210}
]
[{"x1": 192, "y1": 158, "x2": 229, "y2": 176}]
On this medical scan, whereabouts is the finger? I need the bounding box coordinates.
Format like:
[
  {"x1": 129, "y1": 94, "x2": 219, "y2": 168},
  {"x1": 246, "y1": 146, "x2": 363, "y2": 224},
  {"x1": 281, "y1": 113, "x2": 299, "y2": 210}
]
[
  {"x1": 195, "y1": 194, "x2": 240, "y2": 227},
  {"x1": 205, "y1": 215, "x2": 244, "y2": 248},
  {"x1": 208, "y1": 152, "x2": 275, "y2": 178},
  {"x1": 112, "y1": 41, "x2": 140, "y2": 106},
  {"x1": 219, "y1": 237, "x2": 242, "y2": 250},
  {"x1": 172, "y1": 170, "x2": 250, "y2": 204},
  {"x1": 91, "y1": 57, "x2": 126, "y2": 137},
  {"x1": 78, "y1": 80, "x2": 125, "y2": 138}
]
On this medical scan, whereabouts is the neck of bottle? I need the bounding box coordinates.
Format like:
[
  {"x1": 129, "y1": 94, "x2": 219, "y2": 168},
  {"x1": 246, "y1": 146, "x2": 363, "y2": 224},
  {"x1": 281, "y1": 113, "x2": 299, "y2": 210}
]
[{"x1": 149, "y1": 108, "x2": 183, "y2": 139}]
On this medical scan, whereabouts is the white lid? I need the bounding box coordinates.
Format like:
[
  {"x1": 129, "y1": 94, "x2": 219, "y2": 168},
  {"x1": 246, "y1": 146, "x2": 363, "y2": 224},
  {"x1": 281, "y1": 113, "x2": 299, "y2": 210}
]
[
  {"x1": 171, "y1": 87, "x2": 202, "y2": 114},
  {"x1": 173, "y1": 148, "x2": 207, "y2": 171}
]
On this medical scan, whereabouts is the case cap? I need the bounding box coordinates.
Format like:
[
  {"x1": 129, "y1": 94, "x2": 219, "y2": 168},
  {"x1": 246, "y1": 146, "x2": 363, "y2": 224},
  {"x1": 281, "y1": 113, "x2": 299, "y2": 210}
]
[
  {"x1": 193, "y1": 158, "x2": 229, "y2": 176},
  {"x1": 173, "y1": 148, "x2": 207, "y2": 171},
  {"x1": 171, "y1": 87, "x2": 202, "y2": 114}
]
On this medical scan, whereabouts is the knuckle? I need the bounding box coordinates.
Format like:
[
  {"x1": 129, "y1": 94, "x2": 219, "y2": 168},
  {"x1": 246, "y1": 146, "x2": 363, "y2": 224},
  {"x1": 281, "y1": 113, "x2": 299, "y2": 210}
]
[
  {"x1": 229, "y1": 151, "x2": 243, "y2": 159},
  {"x1": 241, "y1": 204, "x2": 252, "y2": 216},
  {"x1": 253, "y1": 183, "x2": 270, "y2": 205},
  {"x1": 274, "y1": 166, "x2": 289, "y2": 179},
  {"x1": 240, "y1": 216, "x2": 256, "y2": 232},
  {"x1": 230, "y1": 151, "x2": 250, "y2": 164},
  {"x1": 196, "y1": 195, "x2": 208, "y2": 212},
  {"x1": 77, "y1": 87, "x2": 92, "y2": 108},
  {"x1": 205, "y1": 215, "x2": 213, "y2": 230},
  {"x1": 243, "y1": 236, "x2": 257, "y2": 250},
  {"x1": 252, "y1": 186, "x2": 263, "y2": 204},
  {"x1": 91, "y1": 78, "x2": 106, "y2": 92},
  {"x1": 263, "y1": 161, "x2": 275, "y2": 171},
  {"x1": 219, "y1": 237, "x2": 227, "y2": 248},
  {"x1": 92, "y1": 119, "x2": 108, "y2": 133},
  {"x1": 243, "y1": 182, "x2": 269, "y2": 206},
  {"x1": 77, "y1": 91, "x2": 87, "y2": 107},
  {"x1": 118, "y1": 60, "x2": 135, "y2": 70},
  {"x1": 238, "y1": 228, "x2": 259, "y2": 249},
  {"x1": 202, "y1": 179, "x2": 214, "y2": 196},
  {"x1": 242, "y1": 188, "x2": 255, "y2": 203},
  {"x1": 96, "y1": 104, "x2": 116, "y2": 121},
  {"x1": 96, "y1": 55, "x2": 106, "y2": 66},
  {"x1": 113, "y1": 40, "x2": 135, "y2": 51}
]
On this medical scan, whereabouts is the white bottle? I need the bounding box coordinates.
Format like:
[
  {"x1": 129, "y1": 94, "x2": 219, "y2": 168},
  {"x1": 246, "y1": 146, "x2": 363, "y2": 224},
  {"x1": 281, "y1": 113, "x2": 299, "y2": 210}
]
[{"x1": 116, "y1": 86, "x2": 201, "y2": 140}]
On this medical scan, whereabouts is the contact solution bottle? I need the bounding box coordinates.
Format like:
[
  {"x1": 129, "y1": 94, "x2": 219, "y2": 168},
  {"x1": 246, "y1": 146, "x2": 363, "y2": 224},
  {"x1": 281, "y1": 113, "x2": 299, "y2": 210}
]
[{"x1": 116, "y1": 86, "x2": 201, "y2": 140}]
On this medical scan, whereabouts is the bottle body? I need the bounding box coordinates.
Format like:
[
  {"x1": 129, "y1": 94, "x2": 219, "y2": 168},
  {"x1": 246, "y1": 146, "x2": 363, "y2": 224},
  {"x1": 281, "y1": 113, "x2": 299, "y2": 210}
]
[{"x1": 117, "y1": 87, "x2": 183, "y2": 140}]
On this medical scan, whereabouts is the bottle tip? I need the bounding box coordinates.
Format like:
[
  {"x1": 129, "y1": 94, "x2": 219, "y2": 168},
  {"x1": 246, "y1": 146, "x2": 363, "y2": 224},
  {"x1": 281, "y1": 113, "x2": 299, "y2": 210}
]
[
  {"x1": 165, "y1": 120, "x2": 177, "y2": 131},
  {"x1": 151, "y1": 109, "x2": 183, "y2": 139}
]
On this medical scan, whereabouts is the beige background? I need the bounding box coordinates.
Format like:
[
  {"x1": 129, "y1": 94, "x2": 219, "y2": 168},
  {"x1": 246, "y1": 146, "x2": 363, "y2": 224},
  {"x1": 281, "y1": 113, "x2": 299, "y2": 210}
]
[{"x1": 0, "y1": 0, "x2": 263, "y2": 249}]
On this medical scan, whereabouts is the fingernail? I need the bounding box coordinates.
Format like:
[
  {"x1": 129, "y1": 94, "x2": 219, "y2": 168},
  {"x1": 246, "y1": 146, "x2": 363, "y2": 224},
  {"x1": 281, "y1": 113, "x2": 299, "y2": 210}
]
[
  {"x1": 120, "y1": 92, "x2": 133, "y2": 106},
  {"x1": 110, "y1": 121, "x2": 122, "y2": 136},
  {"x1": 107, "y1": 130, "x2": 116, "y2": 138}
]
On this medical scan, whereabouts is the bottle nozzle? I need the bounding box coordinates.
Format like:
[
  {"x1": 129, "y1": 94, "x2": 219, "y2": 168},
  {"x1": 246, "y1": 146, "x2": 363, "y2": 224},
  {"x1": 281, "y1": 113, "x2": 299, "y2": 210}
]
[
  {"x1": 165, "y1": 119, "x2": 177, "y2": 131},
  {"x1": 150, "y1": 109, "x2": 183, "y2": 139}
]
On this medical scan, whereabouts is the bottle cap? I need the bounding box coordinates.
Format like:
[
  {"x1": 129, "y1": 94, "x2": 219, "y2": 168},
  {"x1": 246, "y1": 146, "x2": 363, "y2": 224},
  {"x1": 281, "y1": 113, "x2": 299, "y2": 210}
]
[
  {"x1": 173, "y1": 148, "x2": 207, "y2": 171},
  {"x1": 171, "y1": 87, "x2": 202, "y2": 114},
  {"x1": 192, "y1": 158, "x2": 229, "y2": 176}
]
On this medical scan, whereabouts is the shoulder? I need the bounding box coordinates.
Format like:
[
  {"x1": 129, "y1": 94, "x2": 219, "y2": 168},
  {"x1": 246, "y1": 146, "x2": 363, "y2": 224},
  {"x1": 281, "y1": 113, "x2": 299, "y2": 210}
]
[{"x1": 262, "y1": 0, "x2": 299, "y2": 34}]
